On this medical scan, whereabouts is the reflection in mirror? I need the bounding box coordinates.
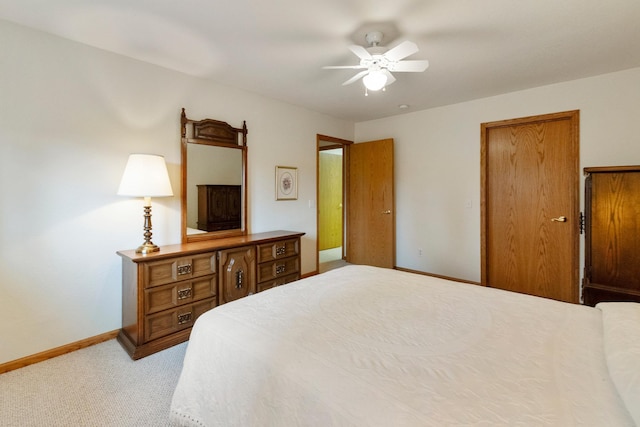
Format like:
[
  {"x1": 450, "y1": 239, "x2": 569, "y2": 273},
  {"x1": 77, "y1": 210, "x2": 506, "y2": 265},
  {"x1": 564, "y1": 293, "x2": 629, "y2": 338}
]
[
  {"x1": 181, "y1": 109, "x2": 248, "y2": 243},
  {"x1": 185, "y1": 145, "x2": 242, "y2": 235}
]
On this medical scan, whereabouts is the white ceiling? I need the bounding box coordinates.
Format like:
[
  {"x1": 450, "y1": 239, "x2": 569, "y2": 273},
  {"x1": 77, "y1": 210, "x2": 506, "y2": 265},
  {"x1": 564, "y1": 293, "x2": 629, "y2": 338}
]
[{"x1": 3, "y1": 0, "x2": 640, "y2": 122}]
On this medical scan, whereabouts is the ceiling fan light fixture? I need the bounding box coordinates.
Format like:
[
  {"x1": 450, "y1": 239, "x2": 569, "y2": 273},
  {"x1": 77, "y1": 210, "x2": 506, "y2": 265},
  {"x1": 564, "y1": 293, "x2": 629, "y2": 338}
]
[
  {"x1": 363, "y1": 70, "x2": 387, "y2": 91},
  {"x1": 324, "y1": 30, "x2": 428, "y2": 92}
]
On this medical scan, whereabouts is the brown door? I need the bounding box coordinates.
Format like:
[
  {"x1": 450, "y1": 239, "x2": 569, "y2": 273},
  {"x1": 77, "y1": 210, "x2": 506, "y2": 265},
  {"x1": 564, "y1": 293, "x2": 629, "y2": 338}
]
[
  {"x1": 347, "y1": 139, "x2": 395, "y2": 268},
  {"x1": 481, "y1": 111, "x2": 579, "y2": 303}
]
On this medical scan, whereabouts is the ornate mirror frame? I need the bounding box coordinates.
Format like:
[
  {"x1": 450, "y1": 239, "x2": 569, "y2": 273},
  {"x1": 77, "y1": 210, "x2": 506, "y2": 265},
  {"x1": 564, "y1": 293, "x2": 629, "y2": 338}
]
[{"x1": 180, "y1": 108, "x2": 248, "y2": 243}]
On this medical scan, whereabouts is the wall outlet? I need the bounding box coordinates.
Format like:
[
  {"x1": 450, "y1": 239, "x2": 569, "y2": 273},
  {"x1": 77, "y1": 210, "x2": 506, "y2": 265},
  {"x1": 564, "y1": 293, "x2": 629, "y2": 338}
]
[{"x1": 418, "y1": 248, "x2": 423, "y2": 256}]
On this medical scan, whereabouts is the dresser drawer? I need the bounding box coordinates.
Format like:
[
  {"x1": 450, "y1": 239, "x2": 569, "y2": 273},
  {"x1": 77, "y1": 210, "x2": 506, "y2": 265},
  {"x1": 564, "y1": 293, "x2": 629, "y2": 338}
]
[
  {"x1": 257, "y1": 238, "x2": 299, "y2": 263},
  {"x1": 143, "y1": 252, "x2": 216, "y2": 288},
  {"x1": 257, "y1": 256, "x2": 299, "y2": 283},
  {"x1": 145, "y1": 275, "x2": 216, "y2": 315},
  {"x1": 144, "y1": 297, "x2": 216, "y2": 342},
  {"x1": 257, "y1": 272, "x2": 300, "y2": 292}
]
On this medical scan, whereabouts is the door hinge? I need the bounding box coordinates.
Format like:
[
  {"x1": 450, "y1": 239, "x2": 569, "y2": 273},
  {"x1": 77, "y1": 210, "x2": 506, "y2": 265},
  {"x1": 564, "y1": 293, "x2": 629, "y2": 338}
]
[{"x1": 579, "y1": 211, "x2": 586, "y2": 234}]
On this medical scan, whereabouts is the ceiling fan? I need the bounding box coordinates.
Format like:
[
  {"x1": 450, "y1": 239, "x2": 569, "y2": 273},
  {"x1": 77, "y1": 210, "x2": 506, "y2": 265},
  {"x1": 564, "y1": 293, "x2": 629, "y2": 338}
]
[{"x1": 323, "y1": 31, "x2": 429, "y2": 93}]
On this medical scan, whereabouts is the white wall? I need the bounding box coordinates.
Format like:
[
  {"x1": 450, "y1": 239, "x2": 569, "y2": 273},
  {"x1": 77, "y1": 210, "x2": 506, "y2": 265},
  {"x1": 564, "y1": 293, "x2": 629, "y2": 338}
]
[
  {"x1": 355, "y1": 67, "x2": 640, "y2": 282},
  {"x1": 0, "y1": 20, "x2": 353, "y2": 364}
]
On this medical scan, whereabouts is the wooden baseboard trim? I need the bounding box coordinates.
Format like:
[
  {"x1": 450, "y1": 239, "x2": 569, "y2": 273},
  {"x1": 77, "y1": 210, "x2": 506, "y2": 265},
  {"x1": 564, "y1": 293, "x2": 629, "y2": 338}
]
[
  {"x1": 0, "y1": 329, "x2": 119, "y2": 375},
  {"x1": 310, "y1": 264, "x2": 479, "y2": 286},
  {"x1": 302, "y1": 270, "x2": 318, "y2": 279},
  {"x1": 394, "y1": 266, "x2": 481, "y2": 286}
]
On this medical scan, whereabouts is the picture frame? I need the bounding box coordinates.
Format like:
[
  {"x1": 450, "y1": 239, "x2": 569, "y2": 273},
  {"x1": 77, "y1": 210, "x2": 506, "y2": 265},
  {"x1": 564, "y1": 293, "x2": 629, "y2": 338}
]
[{"x1": 275, "y1": 166, "x2": 298, "y2": 200}]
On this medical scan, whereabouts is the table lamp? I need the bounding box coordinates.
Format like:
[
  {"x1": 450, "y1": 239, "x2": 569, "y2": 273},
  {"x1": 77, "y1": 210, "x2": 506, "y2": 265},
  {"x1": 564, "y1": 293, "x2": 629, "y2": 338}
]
[{"x1": 117, "y1": 154, "x2": 174, "y2": 254}]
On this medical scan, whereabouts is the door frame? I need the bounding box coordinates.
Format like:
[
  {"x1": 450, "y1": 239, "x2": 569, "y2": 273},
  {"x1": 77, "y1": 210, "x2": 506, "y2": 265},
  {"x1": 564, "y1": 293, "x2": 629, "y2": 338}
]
[
  {"x1": 316, "y1": 134, "x2": 352, "y2": 274},
  {"x1": 480, "y1": 110, "x2": 580, "y2": 301}
]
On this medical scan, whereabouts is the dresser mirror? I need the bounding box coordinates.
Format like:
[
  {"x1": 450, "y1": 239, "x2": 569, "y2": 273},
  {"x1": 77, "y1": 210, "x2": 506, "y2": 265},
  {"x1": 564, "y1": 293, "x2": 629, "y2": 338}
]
[{"x1": 180, "y1": 108, "x2": 248, "y2": 243}]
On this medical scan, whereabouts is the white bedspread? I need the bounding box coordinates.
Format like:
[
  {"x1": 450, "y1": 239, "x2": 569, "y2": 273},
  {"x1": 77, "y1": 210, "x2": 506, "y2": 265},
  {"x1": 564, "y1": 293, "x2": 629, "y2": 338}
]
[{"x1": 170, "y1": 265, "x2": 635, "y2": 426}]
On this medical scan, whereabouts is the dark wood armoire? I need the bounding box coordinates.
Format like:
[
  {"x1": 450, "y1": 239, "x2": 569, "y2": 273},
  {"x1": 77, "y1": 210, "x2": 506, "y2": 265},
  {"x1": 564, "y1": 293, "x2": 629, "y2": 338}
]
[
  {"x1": 583, "y1": 166, "x2": 640, "y2": 306},
  {"x1": 197, "y1": 184, "x2": 242, "y2": 232}
]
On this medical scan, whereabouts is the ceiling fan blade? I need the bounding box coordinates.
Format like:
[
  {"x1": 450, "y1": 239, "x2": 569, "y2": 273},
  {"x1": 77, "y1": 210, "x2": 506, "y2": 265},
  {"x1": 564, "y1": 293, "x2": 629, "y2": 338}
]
[
  {"x1": 389, "y1": 60, "x2": 430, "y2": 72},
  {"x1": 342, "y1": 70, "x2": 369, "y2": 86},
  {"x1": 382, "y1": 69, "x2": 396, "y2": 85},
  {"x1": 322, "y1": 65, "x2": 366, "y2": 69},
  {"x1": 348, "y1": 45, "x2": 373, "y2": 60},
  {"x1": 383, "y1": 40, "x2": 419, "y2": 61}
]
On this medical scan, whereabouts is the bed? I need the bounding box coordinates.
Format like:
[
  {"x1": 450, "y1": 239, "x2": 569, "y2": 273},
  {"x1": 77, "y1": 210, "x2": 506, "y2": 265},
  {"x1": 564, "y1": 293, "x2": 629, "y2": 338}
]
[{"x1": 170, "y1": 265, "x2": 639, "y2": 426}]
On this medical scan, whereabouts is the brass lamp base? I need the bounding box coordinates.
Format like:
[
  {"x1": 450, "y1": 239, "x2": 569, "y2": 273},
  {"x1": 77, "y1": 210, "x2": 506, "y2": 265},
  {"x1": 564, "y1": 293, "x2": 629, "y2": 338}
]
[
  {"x1": 136, "y1": 202, "x2": 160, "y2": 254},
  {"x1": 136, "y1": 242, "x2": 160, "y2": 254}
]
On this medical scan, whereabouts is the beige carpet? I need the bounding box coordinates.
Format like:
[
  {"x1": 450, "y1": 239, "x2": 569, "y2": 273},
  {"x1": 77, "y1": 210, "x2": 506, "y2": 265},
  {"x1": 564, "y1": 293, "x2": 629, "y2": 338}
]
[{"x1": 0, "y1": 339, "x2": 187, "y2": 426}]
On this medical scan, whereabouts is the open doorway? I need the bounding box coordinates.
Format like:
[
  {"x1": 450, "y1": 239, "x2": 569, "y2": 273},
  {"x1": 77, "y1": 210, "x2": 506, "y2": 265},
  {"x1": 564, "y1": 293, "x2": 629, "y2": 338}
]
[{"x1": 317, "y1": 135, "x2": 352, "y2": 273}]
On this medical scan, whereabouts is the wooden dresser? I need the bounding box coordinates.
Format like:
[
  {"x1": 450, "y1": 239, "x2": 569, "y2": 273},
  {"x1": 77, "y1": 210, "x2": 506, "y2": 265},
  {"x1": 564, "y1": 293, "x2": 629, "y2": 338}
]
[
  {"x1": 583, "y1": 166, "x2": 640, "y2": 305},
  {"x1": 117, "y1": 230, "x2": 304, "y2": 359}
]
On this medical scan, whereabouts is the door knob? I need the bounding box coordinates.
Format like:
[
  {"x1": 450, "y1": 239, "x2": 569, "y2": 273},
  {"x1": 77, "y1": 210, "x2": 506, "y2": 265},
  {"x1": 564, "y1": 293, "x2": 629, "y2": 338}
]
[
  {"x1": 382, "y1": 210, "x2": 392, "y2": 215},
  {"x1": 551, "y1": 216, "x2": 567, "y2": 222}
]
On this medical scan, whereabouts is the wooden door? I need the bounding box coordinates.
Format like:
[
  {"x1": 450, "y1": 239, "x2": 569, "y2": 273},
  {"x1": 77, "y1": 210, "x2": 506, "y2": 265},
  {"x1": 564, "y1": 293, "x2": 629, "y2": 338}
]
[
  {"x1": 481, "y1": 111, "x2": 579, "y2": 303},
  {"x1": 319, "y1": 151, "x2": 343, "y2": 250},
  {"x1": 347, "y1": 139, "x2": 395, "y2": 268}
]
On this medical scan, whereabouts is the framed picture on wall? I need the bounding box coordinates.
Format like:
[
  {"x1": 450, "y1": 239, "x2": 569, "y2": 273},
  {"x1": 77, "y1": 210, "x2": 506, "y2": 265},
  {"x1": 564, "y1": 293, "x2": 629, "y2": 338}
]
[{"x1": 276, "y1": 166, "x2": 298, "y2": 200}]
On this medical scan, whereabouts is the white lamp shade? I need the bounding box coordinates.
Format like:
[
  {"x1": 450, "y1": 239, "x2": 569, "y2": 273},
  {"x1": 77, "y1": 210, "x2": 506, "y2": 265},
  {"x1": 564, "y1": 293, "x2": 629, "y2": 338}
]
[
  {"x1": 363, "y1": 70, "x2": 388, "y2": 91},
  {"x1": 117, "y1": 154, "x2": 174, "y2": 197}
]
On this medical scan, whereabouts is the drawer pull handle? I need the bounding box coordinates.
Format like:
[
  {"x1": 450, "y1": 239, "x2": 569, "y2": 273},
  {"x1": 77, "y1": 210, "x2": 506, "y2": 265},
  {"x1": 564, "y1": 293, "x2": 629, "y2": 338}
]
[
  {"x1": 236, "y1": 269, "x2": 244, "y2": 289},
  {"x1": 177, "y1": 288, "x2": 192, "y2": 300},
  {"x1": 177, "y1": 312, "x2": 192, "y2": 325},
  {"x1": 275, "y1": 245, "x2": 286, "y2": 256},
  {"x1": 177, "y1": 264, "x2": 192, "y2": 276},
  {"x1": 275, "y1": 264, "x2": 286, "y2": 275}
]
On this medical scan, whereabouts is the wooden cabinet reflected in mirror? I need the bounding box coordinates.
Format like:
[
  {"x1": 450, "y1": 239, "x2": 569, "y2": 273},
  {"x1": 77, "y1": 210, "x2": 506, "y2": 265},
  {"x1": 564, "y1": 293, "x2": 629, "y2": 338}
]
[
  {"x1": 181, "y1": 108, "x2": 248, "y2": 243},
  {"x1": 197, "y1": 184, "x2": 241, "y2": 231}
]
